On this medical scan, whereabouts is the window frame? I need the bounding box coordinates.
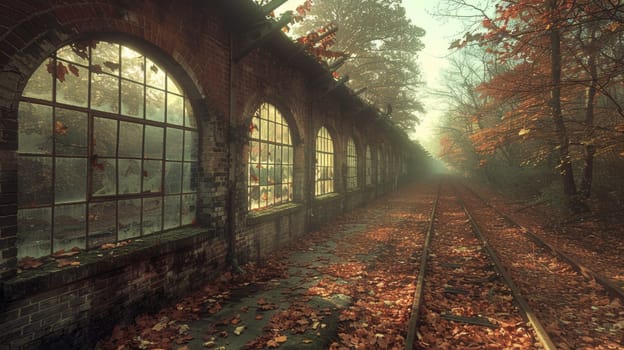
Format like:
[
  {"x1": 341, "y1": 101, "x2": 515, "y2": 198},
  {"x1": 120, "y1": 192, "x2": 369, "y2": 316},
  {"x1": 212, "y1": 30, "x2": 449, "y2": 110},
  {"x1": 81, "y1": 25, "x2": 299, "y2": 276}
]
[
  {"x1": 247, "y1": 102, "x2": 294, "y2": 211},
  {"x1": 315, "y1": 126, "x2": 335, "y2": 196},
  {"x1": 16, "y1": 40, "x2": 199, "y2": 258},
  {"x1": 346, "y1": 137, "x2": 358, "y2": 191}
]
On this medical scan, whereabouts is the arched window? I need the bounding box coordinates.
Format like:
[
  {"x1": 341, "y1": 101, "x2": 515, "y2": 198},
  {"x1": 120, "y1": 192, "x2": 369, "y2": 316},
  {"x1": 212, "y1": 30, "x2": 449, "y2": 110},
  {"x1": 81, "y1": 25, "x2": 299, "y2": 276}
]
[
  {"x1": 17, "y1": 41, "x2": 198, "y2": 258},
  {"x1": 248, "y1": 103, "x2": 293, "y2": 210},
  {"x1": 315, "y1": 127, "x2": 334, "y2": 196},
  {"x1": 365, "y1": 146, "x2": 372, "y2": 186},
  {"x1": 346, "y1": 138, "x2": 357, "y2": 191}
]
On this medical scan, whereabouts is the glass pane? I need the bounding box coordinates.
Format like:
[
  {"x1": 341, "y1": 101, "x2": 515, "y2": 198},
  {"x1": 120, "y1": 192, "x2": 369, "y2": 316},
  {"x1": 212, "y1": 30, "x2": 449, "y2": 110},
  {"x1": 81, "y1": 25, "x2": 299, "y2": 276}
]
[
  {"x1": 93, "y1": 117, "x2": 117, "y2": 157},
  {"x1": 23, "y1": 61, "x2": 53, "y2": 101},
  {"x1": 182, "y1": 162, "x2": 195, "y2": 193},
  {"x1": 167, "y1": 75, "x2": 181, "y2": 94},
  {"x1": 164, "y1": 195, "x2": 180, "y2": 229},
  {"x1": 118, "y1": 121, "x2": 143, "y2": 158},
  {"x1": 184, "y1": 99, "x2": 196, "y2": 129},
  {"x1": 18, "y1": 156, "x2": 53, "y2": 207},
  {"x1": 92, "y1": 157, "x2": 116, "y2": 196},
  {"x1": 88, "y1": 201, "x2": 116, "y2": 249},
  {"x1": 55, "y1": 157, "x2": 87, "y2": 203},
  {"x1": 167, "y1": 93, "x2": 184, "y2": 125},
  {"x1": 91, "y1": 73, "x2": 119, "y2": 113},
  {"x1": 146, "y1": 87, "x2": 165, "y2": 122},
  {"x1": 143, "y1": 160, "x2": 162, "y2": 193},
  {"x1": 165, "y1": 162, "x2": 182, "y2": 194},
  {"x1": 144, "y1": 125, "x2": 163, "y2": 159},
  {"x1": 55, "y1": 108, "x2": 87, "y2": 156},
  {"x1": 121, "y1": 46, "x2": 144, "y2": 82},
  {"x1": 53, "y1": 203, "x2": 86, "y2": 251},
  {"x1": 119, "y1": 159, "x2": 141, "y2": 194},
  {"x1": 142, "y1": 197, "x2": 162, "y2": 235},
  {"x1": 184, "y1": 130, "x2": 198, "y2": 161},
  {"x1": 92, "y1": 41, "x2": 120, "y2": 75},
  {"x1": 57, "y1": 45, "x2": 87, "y2": 64},
  {"x1": 146, "y1": 59, "x2": 165, "y2": 89},
  {"x1": 18, "y1": 102, "x2": 52, "y2": 154},
  {"x1": 181, "y1": 194, "x2": 196, "y2": 226},
  {"x1": 56, "y1": 61, "x2": 88, "y2": 107},
  {"x1": 118, "y1": 199, "x2": 141, "y2": 240},
  {"x1": 166, "y1": 128, "x2": 183, "y2": 160},
  {"x1": 17, "y1": 207, "x2": 51, "y2": 259},
  {"x1": 121, "y1": 80, "x2": 144, "y2": 118}
]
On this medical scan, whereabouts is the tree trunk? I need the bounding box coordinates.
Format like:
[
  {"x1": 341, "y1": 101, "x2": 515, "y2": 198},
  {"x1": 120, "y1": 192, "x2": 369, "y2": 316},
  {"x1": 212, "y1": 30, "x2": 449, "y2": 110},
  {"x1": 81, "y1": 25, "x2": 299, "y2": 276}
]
[
  {"x1": 579, "y1": 32, "x2": 598, "y2": 200},
  {"x1": 548, "y1": 1, "x2": 582, "y2": 211}
]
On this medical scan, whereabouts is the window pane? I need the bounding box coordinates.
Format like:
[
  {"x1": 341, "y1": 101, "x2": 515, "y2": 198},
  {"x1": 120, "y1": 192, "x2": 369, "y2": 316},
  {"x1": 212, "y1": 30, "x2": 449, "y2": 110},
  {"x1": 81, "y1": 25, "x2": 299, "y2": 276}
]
[
  {"x1": 119, "y1": 159, "x2": 141, "y2": 194},
  {"x1": 164, "y1": 195, "x2": 180, "y2": 229},
  {"x1": 181, "y1": 194, "x2": 196, "y2": 226},
  {"x1": 56, "y1": 61, "x2": 88, "y2": 107},
  {"x1": 91, "y1": 73, "x2": 119, "y2": 113},
  {"x1": 167, "y1": 93, "x2": 184, "y2": 125},
  {"x1": 55, "y1": 157, "x2": 87, "y2": 203},
  {"x1": 146, "y1": 59, "x2": 165, "y2": 89},
  {"x1": 146, "y1": 87, "x2": 165, "y2": 122},
  {"x1": 93, "y1": 117, "x2": 117, "y2": 157},
  {"x1": 166, "y1": 128, "x2": 183, "y2": 160},
  {"x1": 184, "y1": 99, "x2": 196, "y2": 129},
  {"x1": 17, "y1": 207, "x2": 52, "y2": 259},
  {"x1": 184, "y1": 130, "x2": 198, "y2": 161},
  {"x1": 182, "y1": 162, "x2": 195, "y2": 193},
  {"x1": 142, "y1": 197, "x2": 162, "y2": 235},
  {"x1": 18, "y1": 156, "x2": 53, "y2": 207},
  {"x1": 121, "y1": 46, "x2": 144, "y2": 82},
  {"x1": 22, "y1": 61, "x2": 53, "y2": 101},
  {"x1": 53, "y1": 203, "x2": 86, "y2": 251},
  {"x1": 167, "y1": 75, "x2": 181, "y2": 94},
  {"x1": 142, "y1": 160, "x2": 162, "y2": 193},
  {"x1": 92, "y1": 157, "x2": 116, "y2": 196},
  {"x1": 55, "y1": 108, "x2": 88, "y2": 156},
  {"x1": 144, "y1": 125, "x2": 163, "y2": 159},
  {"x1": 57, "y1": 45, "x2": 87, "y2": 64},
  {"x1": 88, "y1": 201, "x2": 116, "y2": 249},
  {"x1": 165, "y1": 161, "x2": 182, "y2": 194},
  {"x1": 118, "y1": 121, "x2": 143, "y2": 158},
  {"x1": 121, "y1": 80, "x2": 144, "y2": 118},
  {"x1": 92, "y1": 41, "x2": 120, "y2": 75},
  {"x1": 18, "y1": 102, "x2": 52, "y2": 154},
  {"x1": 118, "y1": 199, "x2": 141, "y2": 240}
]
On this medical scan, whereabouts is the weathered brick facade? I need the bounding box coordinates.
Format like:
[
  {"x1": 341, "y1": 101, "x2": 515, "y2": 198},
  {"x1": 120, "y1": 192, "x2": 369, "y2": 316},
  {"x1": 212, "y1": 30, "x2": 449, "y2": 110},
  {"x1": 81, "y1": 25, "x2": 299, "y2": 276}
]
[{"x1": 0, "y1": 0, "x2": 423, "y2": 348}]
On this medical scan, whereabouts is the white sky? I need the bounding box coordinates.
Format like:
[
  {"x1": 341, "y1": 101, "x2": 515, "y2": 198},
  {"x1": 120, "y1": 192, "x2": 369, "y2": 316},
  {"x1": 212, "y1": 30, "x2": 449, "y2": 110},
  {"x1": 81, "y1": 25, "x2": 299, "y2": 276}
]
[{"x1": 279, "y1": 0, "x2": 465, "y2": 155}]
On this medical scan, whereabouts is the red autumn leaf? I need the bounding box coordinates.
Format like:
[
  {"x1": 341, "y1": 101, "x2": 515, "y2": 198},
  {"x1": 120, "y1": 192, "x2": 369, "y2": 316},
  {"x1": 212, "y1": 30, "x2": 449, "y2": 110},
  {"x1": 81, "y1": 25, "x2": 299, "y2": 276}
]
[
  {"x1": 18, "y1": 256, "x2": 44, "y2": 270},
  {"x1": 57, "y1": 258, "x2": 80, "y2": 268},
  {"x1": 51, "y1": 247, "x2": 80, "y2": 258},
  {"x1": 249, "y1": 122, "x2": 258, "y2": 133},
  {"x1": 68, "y1": 63, "x2": 80, "y2": 77},
  {"x1": 54, "y1": 121, "x2": 69, "y2": 135},
  {"x1": 91, "y1": 64, "x2": 103, "y2": 74}
]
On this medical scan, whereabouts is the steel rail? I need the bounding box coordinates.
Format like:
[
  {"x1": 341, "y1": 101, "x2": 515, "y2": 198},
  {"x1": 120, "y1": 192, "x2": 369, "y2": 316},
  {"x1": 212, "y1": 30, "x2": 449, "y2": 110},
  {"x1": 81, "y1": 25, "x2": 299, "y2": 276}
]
[
  {"x1": 404, "y1": 183, "x2": 440, "y2": 350},
  {"x1": 461, "y1": 183, "x2": 624, "y2": 303},
  {"x1": 454, "y1": 184, "x2": 558, "y2": 350}
]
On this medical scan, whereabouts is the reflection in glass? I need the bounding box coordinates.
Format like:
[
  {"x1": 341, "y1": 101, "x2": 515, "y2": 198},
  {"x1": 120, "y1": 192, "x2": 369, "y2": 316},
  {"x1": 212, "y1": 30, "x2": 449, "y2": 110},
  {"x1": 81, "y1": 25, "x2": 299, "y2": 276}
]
[
  {"x1": 17, "y1": 207, "x2": 52, "y2": 258},
  {"x1": 164, "y1": 195, "x2": 181, "y2": 229},
  {"x1": 93, "y1": 117, "x2": 117, "y2": 157},
  {"x1": 142, "y1": 197, "x2": 162, "y2": 234},
  {"x1": 119, "y1": 159, "x2": 141, "y2": 194},
  {"x1": 91, "y1": 73, "x2": 119, "y2": 113},
  {"x1": 92, "y1": 158, "x2": 116, "y2": 196},
  {"x1": 22, "y1": 62, "x2": 53, "y2": 101},
  {"x1": 143, "y1": 160, "x2": 162, "y2": 193},
  {"x1": 118, "y1": 121, "x2": 143, "y2": 158},
  {"x1": 118, "y1": 199, "x2": 141, "y2": 240},
  {"x1": 121, "y1": 46, "x2": 144, "y2": 82},
  {"x1": 121, "y1": 80, "x2": 144, "y2": 118},
  {"x1": 55, "y1": 157, "x2": 87, "y2": 203},
  {"x1": 167, "y1": 93, "x2": 184, "y2": 125},
  {"x1": 88, "y1": 201, "x2": 116, "y2": 248},
  {"x1": 55, "y1": 108, "x2": 88, "y2": 156},
  {"x1": 54, "y1": 203, "x2": 86, "y2": 251},
  {"x1": 18, "y1": 102, "x2": 53, "y2": 154}
]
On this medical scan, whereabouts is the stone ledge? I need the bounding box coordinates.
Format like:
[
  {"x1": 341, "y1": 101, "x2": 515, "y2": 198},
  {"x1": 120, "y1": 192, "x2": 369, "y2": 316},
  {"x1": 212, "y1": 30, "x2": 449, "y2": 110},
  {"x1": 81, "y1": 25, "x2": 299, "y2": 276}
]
[
  {"x1": 247, "y1": 202, "x2": 303, "y2": 225},
  {"x1": 2, "y1": 226, "x2": 216, "y2": 302}
]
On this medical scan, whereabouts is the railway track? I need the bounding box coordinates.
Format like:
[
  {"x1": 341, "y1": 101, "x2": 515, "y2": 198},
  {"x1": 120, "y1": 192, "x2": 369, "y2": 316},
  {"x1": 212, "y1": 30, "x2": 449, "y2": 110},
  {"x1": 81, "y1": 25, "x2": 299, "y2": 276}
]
[{"x1": 406, "y1": 181, "x2": 624, "y2": 349}]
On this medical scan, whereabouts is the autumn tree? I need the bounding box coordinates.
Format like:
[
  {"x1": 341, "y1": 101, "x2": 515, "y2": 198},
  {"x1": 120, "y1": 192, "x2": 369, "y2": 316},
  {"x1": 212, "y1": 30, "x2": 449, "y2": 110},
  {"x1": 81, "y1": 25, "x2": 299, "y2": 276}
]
[
  {"x1": 293, "y1": 0, "x2": 426, "y2": 131},
  {"x1": 444, "y1": 0, "x2": 624, "y2": 211}
]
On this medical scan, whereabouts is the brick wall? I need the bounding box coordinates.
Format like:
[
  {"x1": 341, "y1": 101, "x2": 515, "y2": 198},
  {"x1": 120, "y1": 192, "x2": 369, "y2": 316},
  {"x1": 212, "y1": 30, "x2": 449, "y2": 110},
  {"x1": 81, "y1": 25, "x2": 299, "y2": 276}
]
[{"x1": 0, "y1": 0, "x2": 420, "y2": 348}]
